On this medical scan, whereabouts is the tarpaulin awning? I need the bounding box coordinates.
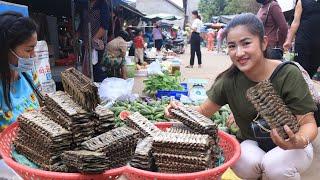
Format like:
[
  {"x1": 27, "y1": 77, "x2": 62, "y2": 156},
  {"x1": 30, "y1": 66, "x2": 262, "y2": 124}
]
[{"x1": 144, "y1": 13, "x2": 182, "y2": 21}]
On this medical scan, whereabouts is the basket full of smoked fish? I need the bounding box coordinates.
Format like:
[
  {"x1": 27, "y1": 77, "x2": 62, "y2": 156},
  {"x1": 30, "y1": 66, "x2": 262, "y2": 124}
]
[{"x1": 0, "y1": 67, "x2": 240, "y2": 180}]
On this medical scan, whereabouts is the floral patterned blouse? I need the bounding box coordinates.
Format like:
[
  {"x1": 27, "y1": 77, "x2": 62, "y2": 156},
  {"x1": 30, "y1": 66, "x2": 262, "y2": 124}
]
[{"x1": 0, "y1": 71, "x2": 40, "y2": 131}]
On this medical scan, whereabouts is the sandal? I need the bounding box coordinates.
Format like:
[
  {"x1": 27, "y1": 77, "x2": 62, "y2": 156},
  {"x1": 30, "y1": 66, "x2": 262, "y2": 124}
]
[{"x1": 185, "y1": 65, "x2": 193, "y2": 68}]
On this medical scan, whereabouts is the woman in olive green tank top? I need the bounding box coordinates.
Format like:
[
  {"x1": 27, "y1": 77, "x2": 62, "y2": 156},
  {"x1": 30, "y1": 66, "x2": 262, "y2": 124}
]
[{"x1": 165, "y1": 13, "x2": 318, "y2": 180}]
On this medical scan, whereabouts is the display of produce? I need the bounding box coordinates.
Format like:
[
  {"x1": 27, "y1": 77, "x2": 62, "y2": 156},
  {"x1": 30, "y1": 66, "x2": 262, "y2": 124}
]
[
  {"x1": 143, "y1": 72, "x2": 184, "y2": 95},
  {"x1": 44, "y1": 91, "x2": 95, "y2": 147},
  {"x1": 61, "y1": 67, "x2": 100, "y2": 111},
  {"x1": 61, "y1": 150, "x2": 110, "y2": 173},
  {"x1": 14, "y1": 110, "x2": 72, "y2": 172},
  {"x1": 129, "y1": 137, "x2": 156, "y2": 171},
  {"x1": 110, "y1": 99, "x2": 169, "y2": 127},
  {"x1": 246, "y1": 80, "x2": 299, "y2": 139},
  {"x1": 211, "y1": 105, "x2": 239, "y2": 135},
  {"x1": 127, "y1": 112, "x2": 162, "y2": 137},
  {"x1": 81, "y1": 126, "x2": 140, "y2": 168},
  {"x1": 152, "y1": 131, "x2": 216, "y2": 173}
]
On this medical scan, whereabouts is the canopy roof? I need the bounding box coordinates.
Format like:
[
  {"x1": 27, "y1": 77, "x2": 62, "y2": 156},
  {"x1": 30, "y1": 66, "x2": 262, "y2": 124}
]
[{"x1": 144, "y1": 13, "x2": 182, "y2": 21}]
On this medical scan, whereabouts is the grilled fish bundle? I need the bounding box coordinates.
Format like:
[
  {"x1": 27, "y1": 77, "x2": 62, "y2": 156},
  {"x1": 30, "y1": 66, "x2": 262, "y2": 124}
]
[
  {"x1": 171, "y1": 106, "x2": 218, "y2": 141},
  {"x1": 14, "y1": 110, "x2": 72, "y2": 172},
  {"x1": 44, "y1": 91, "x2": 95, "y2": 147},
  {"x1": 246, "y1": 80, "x2": 299, "y2": 139},
  {"x1": 167, "y1": 124, "x2": 195, "y2": 134},
  {"x1": 61, "y1": 67, "x2": 100, "y2": 111},
  {"x1": 152, "y1": 132, "x2": 216, "y2": 173},
  {"x1": 93, "y1": 106, "x2": 115, "y2": 135},
  {"x1": 82, "y1": 126, "x2": 139, "y2": 168},
  {"x1": 61, "y1": 150, "x2": 110, "y2": 173},
  {"x1": 127, "y1": 112, "x2": 162, "y2": 137},
  {"x1": 130, "y1": 137, "x2": 156, "y2": 171}
]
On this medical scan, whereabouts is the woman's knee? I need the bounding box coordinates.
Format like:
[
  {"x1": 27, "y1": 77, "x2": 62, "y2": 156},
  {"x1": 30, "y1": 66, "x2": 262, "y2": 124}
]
[
  {"x1": 232, "y1": 140, "x2": 265, "y2": 179},
  {"x1": 262, "y1": 158, "x2": 300, "y2": 180}
]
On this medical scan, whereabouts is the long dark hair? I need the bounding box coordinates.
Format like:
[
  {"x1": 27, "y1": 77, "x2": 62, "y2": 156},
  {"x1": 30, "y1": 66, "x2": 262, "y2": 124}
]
[
  {"x1": 192, "y1": 10, "x2": 201, "y2": 20},
  {"x1": 215, "y1": 13, "x2": 265, "y2": 81},
  {"x1": 0, "y1": 11, "x2": 37, "y2": 109}
]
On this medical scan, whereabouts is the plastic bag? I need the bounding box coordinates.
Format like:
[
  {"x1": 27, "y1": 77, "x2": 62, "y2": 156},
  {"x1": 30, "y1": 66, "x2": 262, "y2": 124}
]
[
  {"x1": 34, "y1": 41, "x2": 55, "y2": 94},
  {"x1": 98, "y1": 77, "x2": 134, "y2": 102},
  {"x1": 147, "y1": 61, "x2": 163, "y2": 76}
]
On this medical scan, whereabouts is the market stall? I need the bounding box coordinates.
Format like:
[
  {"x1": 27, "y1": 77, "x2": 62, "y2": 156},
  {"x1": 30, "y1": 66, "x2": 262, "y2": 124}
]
[{"x1": 0, "y1": 64, "x2": 241, "y2": 179}]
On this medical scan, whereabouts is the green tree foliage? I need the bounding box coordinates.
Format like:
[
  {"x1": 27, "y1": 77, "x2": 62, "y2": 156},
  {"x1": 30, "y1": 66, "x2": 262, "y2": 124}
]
[
  {"x1": 224, "y1": 0, "x2": 260, "y2": 15},
  {"x1": 199, "y1": 0, "x2": 260, "y2": 22},
  {"x1": 199, "y1": 0, "x2": 227, "y2": 22}
]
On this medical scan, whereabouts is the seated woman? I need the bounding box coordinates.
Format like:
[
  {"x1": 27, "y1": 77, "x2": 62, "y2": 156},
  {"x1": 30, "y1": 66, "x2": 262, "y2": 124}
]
[
  {"x1": 0, "y1": 11, "x2": 40, "y2": 178},
  {"x1": 102, "y1": 31, "x2": 130, "y2": 79},
  {"x1": 165, "y1": 13, "x2": 318, "y2": 180}
]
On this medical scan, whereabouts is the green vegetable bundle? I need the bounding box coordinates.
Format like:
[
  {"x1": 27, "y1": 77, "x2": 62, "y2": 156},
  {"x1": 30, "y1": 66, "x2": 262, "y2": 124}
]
[
  {"x1": 110, "y1": 99, "x2": 170, "y2": 127},
  {"x1": 143, "y1": 72, "x2": 184, "y2": 95},
  {"x1": 211, "y1": 105, "x2": 239, "y2": 135}
]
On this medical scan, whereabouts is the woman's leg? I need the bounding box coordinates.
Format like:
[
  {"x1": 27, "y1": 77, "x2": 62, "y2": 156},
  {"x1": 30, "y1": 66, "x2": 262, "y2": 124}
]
[
  {"x1": 207, "y1": 40, "x2": 212, "y2": 51},
  {"x1": 189, "y1": 34, "x2": 196, "y2": 67},
  {"x1": 261, "y1": 145, "x2": 313, "y2": 180},
  {"x1": 195, "y1": 34, "x2": 202, "y2": 65},
  {"x1": 232, "y1": 140, "x2": 265, "y2": 179},
  {"x1": 134, "y1": 49, "x2": 139, "y2": 64},
  {"x1": 138, "y1": 48, "x2": 144, "y2": 64}
]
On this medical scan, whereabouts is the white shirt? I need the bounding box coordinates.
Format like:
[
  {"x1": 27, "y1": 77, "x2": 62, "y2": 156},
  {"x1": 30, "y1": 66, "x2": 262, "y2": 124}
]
[{"x1": 192, "y1": 18, "x2": 203, "y2": 33}]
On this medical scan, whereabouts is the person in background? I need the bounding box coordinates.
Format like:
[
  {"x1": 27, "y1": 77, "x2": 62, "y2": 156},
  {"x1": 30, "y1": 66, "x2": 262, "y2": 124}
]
[
  {"x1": 134, "y1": 29, "x2": 145, "y2": 65},
  {"x1": 186, "y1": 10, "x2": 203, "y2": 68},
  {"x1": 283, "y1": 0, "x2": 320, "y2": 77},
  {"x1": 102, "y1": 31, "x2": 130, "y2": 79},
  {"x1": 257, "y1": 0, "x2": 288, "y2": 59},
  {"x1": 152, "y1": 23, "x2": 163, "y2": 52},
  {"x1": 78, "y1": 0, "x2": 110, "y2": 82},
  {"x1": 170, "y1": 27, "x2": 177, "y2": 40},
  {"x1": 216, "y1": 26, "x2": 225, "y2": 53},
  {"x1": 0, "y1": 11, "x2": 40, "y2": 178},
  {"x1": 206, "y1": 29, "x2": 215, "y2": 51},
  {"x1": 165, "y1": 13, "x2": 317, "y2": 180},
  {"x1": 177, "y1": 27, "x2": 184, "y2": 40}
]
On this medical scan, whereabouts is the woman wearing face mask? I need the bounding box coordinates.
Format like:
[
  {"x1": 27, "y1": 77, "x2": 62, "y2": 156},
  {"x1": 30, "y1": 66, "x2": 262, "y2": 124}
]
[
  {"x1": 256, "y1": 0, "x2": 288, "y2": 59},
  {"x1": 186, "y1": 10, "x2": 203, "y2": 68},
  {"x1": 165, "y1": 13, "x2": 317, "y2": 179},
  {"x1": 0, "y1": 12, "x2": 40, "y2": 133}
]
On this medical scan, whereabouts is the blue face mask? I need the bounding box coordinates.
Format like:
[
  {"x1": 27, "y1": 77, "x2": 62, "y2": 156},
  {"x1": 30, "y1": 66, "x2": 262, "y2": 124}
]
[{"x1": 10, "y1": 50, "x2": 35, "y2": 72}]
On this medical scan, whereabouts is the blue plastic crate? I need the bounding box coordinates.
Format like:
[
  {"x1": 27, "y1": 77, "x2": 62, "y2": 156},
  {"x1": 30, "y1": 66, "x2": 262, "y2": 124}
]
[{"x1": 156, "y1": 83, "x2": 188, "y2": 100}]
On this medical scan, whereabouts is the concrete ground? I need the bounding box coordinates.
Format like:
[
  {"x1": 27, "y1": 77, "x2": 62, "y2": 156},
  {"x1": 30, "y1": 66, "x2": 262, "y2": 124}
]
[{"x1": 133, "y1": 47, "x2": 320, "y2": 179}]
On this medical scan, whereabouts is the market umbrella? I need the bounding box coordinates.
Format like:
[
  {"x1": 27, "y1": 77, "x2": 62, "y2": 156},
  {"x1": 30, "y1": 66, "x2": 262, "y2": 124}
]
[{"x1": 144, "y1": 13, "x2": 182, "y2": 21}]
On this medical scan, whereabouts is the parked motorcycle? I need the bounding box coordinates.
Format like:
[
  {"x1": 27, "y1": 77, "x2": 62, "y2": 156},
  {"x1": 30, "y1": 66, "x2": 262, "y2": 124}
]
[{"x1": 162, "y1": 31, "x2": 185, "y2": 54}]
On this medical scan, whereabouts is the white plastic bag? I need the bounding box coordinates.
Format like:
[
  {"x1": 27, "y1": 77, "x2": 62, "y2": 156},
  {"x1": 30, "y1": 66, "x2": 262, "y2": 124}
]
[
  {"x1": 98, "y1": 77, "x2": 134, "y2": 102},
  {"x1": 147, "y1": 61, "x2": 163, "y2": 76}
]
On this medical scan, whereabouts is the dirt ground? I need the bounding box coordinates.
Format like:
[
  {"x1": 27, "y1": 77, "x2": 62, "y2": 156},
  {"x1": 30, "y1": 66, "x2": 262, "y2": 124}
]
[{"x1": 133, "y1": 47, "x2": 232, "y2": 95}]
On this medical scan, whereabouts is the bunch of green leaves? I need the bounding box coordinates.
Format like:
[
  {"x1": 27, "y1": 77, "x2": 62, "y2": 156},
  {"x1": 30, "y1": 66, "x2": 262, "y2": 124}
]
[
  {"x1": 211, "y1": 105, "x2": 239, "y2": 135},
  {"x1": 110, "y1": 99, "x2": 170, "y2": 127},
  {"x1": 143, "y1": 72, "x2": 184, "y2": 95}
]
